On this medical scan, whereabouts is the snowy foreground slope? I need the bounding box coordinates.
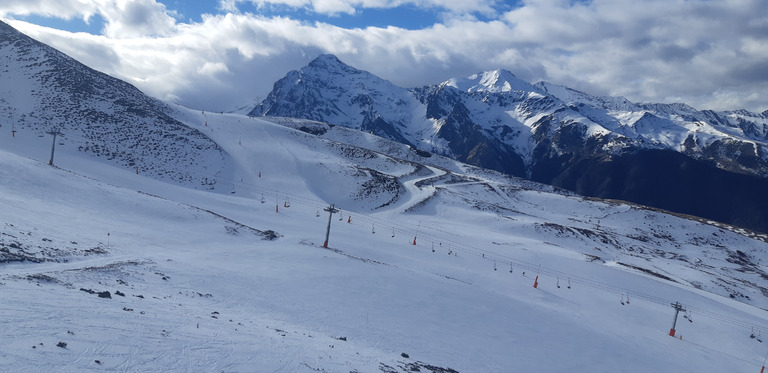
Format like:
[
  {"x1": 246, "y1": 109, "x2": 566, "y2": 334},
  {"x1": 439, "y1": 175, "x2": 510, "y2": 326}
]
[{"x1": 3, "y1": 110, "x2": 768, "y2": 372}]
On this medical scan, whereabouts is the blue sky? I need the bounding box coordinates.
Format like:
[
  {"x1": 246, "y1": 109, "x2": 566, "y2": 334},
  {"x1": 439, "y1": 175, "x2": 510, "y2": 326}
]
[
  {"x1": 1, "y1": 0, "x2": 766, "y2": 113},
  {"x1": 17, "y1": 0, "x2": 511, "y2": 33}
]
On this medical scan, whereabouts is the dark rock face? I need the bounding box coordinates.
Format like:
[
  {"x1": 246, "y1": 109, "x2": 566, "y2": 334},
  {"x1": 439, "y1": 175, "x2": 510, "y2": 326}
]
[
  {"x1": 433, "y1": 100, "x2": 526, "y2": 176},
  {"x1": 361, "y1": 114, "x2": 413, "y2": 147},
  {"x1": 536, "y1": 148, "x2": 768, "y2": 233}
]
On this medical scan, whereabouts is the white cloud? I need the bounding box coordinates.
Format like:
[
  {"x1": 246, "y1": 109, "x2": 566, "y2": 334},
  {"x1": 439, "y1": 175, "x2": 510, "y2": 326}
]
[
  {"x1": 229, "y1": 0, "x2": 498, "y2": 15},
  {"x1": 0, "y1": 0, "x2": 92, "y2": 20},
  {"x1": 1, "y1": 0, "x2": 766, "y2": 113},
  {"x1": 99, "y1": 0, "x2": 177, "y2": 38},
  {"x1": 0, "y1": 0, "x2": 177, "y2": 38},
  {"x1": 499, "y1": 0, "x2": 768, "y2": 111}
]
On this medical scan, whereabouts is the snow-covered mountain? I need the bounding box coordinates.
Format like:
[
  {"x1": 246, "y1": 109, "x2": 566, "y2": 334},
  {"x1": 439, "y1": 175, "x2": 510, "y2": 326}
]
[
  {"x1": 0, "y1": 20, "x2": 230, "y2": 189},
  {"x1": 4, "y1": 20, "x2": 768, "y2": 371},
  {"x1": 251, "y1": 54, "x2": 421, "y2": 147},
  {"x1": 250, "y1": 55, "x2": 768, "y2": 234},
  {"x1": 5, "y1": 107, "x2": 768, "y2": 372}
]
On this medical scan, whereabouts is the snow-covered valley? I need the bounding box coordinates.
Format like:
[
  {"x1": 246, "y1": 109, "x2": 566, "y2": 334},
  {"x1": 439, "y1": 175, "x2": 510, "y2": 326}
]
[{"x1": 3, "y1": 109, "x2": 768, "y2": 372}]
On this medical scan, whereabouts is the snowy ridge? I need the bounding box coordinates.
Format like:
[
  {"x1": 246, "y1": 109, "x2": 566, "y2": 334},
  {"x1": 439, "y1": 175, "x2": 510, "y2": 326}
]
[
  {"x1": 445, "y1": 69, "x2": 541, "y2": 94},
  {"x1": 0, "y1": 20, "x2": 231, "y2": 189},
  {"x1": 534, "y1": 81, "x2": 638, "y2": 111}
]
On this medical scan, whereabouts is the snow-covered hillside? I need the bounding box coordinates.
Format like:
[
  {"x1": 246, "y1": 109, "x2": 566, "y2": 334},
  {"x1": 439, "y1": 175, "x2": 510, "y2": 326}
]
[
  {"x1": 0, "y1": 20, "x2": 230, "y2": 189},
  {"x1": 3, "y1": 108, "x2": 768, "y2": 372},
  {"x1": 249, "y1": 54, "x2": 768, "y2": 235}
]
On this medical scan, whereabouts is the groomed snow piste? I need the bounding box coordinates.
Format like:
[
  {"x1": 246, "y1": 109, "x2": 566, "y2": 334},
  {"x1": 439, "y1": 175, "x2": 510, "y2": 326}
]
[{"x1": 2, "y1": 109, "x2": 768, "y2": 372}]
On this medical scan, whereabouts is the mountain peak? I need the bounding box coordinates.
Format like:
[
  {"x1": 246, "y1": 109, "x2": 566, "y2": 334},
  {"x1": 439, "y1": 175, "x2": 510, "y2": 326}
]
[
  {"x1": 306, "y1": 54, "x2": 359, "y2": 75},
  {"x1": 249, "y1": 53, "x2": 407, "y2": 130},
  {"x1": 444, "y1": 69, "x2": 540, "y2": 94},
  {"x1": 310, "y1": 53, "x2": 343, "y2": 65}
]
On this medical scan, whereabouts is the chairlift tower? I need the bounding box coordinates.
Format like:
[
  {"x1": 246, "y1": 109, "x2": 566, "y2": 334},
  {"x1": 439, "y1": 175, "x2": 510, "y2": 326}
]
[
  {"x1": 669, "y1": 301, "x2": 686, "y2": 337},
  {"x1": 322, "y1": 204, "x2": 340, "y2": 248},
  {"x1": 46, "y1": 128, "x2": 64, "y2": 166}
]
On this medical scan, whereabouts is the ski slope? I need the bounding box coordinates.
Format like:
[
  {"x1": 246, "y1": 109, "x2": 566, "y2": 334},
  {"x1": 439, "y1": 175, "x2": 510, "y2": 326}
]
[{"x1": 2, "y1": 109, "x2": 768, "y2": 372}]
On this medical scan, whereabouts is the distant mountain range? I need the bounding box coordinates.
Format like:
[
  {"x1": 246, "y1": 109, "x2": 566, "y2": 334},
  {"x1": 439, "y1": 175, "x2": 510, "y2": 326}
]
[{"x1": 250, "y1": 54, "x2": 768, "y2": 233}]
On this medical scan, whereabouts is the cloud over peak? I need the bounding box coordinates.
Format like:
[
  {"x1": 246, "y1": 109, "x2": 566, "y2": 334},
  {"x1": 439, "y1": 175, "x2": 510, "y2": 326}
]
[{"x1": 0, "y1": 0, "x2": 765, "y2": 113}]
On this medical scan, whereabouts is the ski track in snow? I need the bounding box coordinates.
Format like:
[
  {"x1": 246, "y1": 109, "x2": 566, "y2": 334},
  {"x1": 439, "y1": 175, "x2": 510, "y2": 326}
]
[{"x1": 393, "y1": 164, "x2": 446, "y2": 212}]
